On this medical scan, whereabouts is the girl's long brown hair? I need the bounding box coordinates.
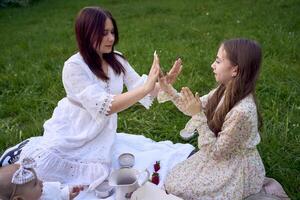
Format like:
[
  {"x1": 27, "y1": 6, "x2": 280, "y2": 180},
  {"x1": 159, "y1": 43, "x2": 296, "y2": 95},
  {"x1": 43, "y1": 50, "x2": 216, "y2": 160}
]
[
  {"x1": 75, "y1": 7, "x2": 125, "y2": 81},
  {"x1": 205, "y1": 39, "x2": 262, "y2": 136}
]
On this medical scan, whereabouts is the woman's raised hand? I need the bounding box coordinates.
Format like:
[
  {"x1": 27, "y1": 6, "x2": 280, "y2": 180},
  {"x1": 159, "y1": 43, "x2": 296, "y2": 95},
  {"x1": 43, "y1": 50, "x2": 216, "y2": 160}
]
[
  {"x1": 179, "y1": 87, "x2": 202, "y2": 116},
  {"x1": 144, "y1": 51, "x2": 160, "y2": 93}
]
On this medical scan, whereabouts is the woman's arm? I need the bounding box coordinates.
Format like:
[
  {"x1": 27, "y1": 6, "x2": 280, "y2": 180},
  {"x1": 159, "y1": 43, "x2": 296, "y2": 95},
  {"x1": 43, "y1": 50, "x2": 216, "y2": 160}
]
[
  {"x1": 108, "y1": 53, "x2": 160, "y2": 114},
  {"x1": 107, "y1": 84, "x2": 153, "y2": 115}
]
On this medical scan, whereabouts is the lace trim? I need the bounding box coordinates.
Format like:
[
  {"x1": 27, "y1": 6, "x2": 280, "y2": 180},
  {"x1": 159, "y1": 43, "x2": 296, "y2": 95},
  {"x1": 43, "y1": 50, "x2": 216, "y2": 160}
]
[
  {"x1": 157, "y1": 89, "x2": 192, "y2": 116},
  {"x1": 157, "y1": 88, "x2": 180, "y2": 103},
  {"x1": 19, "y1": 140, "x2": 110, "y2": 185},
  {"x1": 180, "y1": 112, "x2": 207, "y2": 139},
  {"x1": 139, "y1": 93, "x2": 154, "y2": 109},
  {"x1": 97, "y1": 94, "x2": 115, "y2": 115},
  {"x1": 132, "y1": 74, "x2": 155, "y2": 109}
]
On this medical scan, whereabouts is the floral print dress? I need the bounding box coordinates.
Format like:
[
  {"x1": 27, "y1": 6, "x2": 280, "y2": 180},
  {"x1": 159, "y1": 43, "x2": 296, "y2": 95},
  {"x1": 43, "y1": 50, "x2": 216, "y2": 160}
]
[{"x1": 158, "y1": 89, "x2": 265, "y2": 200}]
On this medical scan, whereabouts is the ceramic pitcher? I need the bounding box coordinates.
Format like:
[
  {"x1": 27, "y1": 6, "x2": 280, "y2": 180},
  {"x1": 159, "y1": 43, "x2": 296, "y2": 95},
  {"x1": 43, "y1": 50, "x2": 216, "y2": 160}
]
[{"x1": 108, "y1": 168, "x2": 150, "y2": 200}]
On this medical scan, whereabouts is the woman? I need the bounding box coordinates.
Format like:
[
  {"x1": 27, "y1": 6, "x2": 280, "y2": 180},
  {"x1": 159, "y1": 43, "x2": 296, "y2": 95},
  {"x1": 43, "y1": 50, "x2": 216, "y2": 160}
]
[{"x1": 14, "y1": 6, "x2": 184, "y2": 188}]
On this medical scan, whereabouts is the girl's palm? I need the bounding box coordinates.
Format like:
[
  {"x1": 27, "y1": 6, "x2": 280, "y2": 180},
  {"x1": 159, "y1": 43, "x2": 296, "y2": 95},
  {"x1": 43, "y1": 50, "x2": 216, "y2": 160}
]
[
  {"x1": 180, "y1": 87, "x2": 201, "y2": 116},
  {"x1": 166, "y1": 58, "x2": 182, "y2": 84}
]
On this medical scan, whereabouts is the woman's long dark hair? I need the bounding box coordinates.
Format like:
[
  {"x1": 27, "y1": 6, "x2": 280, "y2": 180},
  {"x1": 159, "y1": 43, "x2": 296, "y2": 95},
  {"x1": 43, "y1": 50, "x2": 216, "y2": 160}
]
[
  {"x1": 75, "y1": 7, "x2": 125, "y2": 81},
  {"x1": 205, "y1": 39, "x2": 263, "y2": 136}
]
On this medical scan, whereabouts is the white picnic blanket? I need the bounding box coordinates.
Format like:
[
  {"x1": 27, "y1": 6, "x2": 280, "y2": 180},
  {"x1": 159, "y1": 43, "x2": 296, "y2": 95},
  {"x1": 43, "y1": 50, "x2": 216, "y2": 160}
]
[{"x1": 76, "y1": 132, "x2": 194, "y2": 199}]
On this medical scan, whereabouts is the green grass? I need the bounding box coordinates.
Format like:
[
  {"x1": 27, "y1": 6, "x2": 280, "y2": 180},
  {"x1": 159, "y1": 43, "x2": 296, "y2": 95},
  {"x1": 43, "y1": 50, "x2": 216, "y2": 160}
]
[{"x1": 0, "y1": 0, "x2": 299, "y2": 198}]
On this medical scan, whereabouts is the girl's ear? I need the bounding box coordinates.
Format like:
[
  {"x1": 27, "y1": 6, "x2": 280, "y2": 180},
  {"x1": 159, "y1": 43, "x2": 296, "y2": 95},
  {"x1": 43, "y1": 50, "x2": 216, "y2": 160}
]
[{"x1": 232, "y1": 65, "x2": 238, "y2": 77}]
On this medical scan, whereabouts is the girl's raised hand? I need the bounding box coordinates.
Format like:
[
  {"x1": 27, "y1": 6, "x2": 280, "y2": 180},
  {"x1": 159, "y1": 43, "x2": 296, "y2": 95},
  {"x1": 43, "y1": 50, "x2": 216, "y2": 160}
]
[
  {"x1": 158, "y1": 57, "x2": 182, "y2": 95},
  {"x1": 158, "y1": 70, "x2": 174, "y2": 95},
  {"x1": 180, "y1": 87, "x2": 202, "y2": 116},
  {"x1": 166, "y1": 58, "x2": 182, "y2": 84}
]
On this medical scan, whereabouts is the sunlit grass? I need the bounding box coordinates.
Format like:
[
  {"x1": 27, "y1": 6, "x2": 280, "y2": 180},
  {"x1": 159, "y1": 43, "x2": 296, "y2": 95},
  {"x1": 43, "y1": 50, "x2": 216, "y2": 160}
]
[{"x1": 0, "y1": 0, "x2": 299, "y2": 198}]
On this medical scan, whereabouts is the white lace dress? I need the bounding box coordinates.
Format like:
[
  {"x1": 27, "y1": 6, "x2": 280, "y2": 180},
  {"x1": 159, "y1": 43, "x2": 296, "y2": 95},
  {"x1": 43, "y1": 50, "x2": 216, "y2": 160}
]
[
  {"x1": 41, "y1": 182, "x2": 70, "y2": 200},
  {"x1": 19, "y1": 52, "x2": 154, "y2": 186},
  {"x1": 158, "y1": 89, "x2": 266, "y2": 200}
]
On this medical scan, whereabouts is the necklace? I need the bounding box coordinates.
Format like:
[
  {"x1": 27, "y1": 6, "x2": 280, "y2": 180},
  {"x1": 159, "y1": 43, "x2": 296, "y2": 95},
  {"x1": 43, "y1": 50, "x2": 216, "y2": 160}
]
[
  {"x1": 105, "y1": 67, "x2": 111, "y2": 93},
  {"x1": 105, "y1": 80, "x2": 110, "y2": 93}
]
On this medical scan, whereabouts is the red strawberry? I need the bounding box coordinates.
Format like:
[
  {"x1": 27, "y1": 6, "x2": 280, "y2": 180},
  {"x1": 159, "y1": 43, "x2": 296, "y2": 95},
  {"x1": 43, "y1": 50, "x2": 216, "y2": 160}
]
[
  {"x1": 154, "y1": 161, "x2": 160, "y2": 172},
  {"x1": 151, "y1": 172, "x2": 159, "y2": 185}
]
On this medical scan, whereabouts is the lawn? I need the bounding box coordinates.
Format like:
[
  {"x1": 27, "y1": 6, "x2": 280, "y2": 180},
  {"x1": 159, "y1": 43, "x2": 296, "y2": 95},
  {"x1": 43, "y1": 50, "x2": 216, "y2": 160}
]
[{"x1": 0, "y1": 0, "x2": 299, "y2": 198}]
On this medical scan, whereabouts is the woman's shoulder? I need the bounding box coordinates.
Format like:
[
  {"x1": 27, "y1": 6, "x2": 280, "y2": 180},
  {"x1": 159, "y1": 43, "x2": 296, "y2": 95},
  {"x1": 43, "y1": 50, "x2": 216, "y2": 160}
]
[
  {"x1": 114, "y1": 50, "x2": 123, "y2": 57},
  {"x1": 64, "y1": 51, "x2": 127, "y2": 66},
  {"x1": 114, "y1": 50, "x2": 127, "y2": 65},
  {"x1": 64, "y1": 52, "x2": 84, "y2": 65},
  {"x1": 62, "y1": 52, "x2": 90, "y2": 77}
]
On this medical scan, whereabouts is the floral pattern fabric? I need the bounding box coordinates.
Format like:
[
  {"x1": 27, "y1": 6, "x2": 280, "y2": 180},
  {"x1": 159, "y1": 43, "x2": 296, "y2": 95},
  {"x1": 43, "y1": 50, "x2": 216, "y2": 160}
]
[{"x1": 158, "y1": 89, "x2": 265, "y2": 200}]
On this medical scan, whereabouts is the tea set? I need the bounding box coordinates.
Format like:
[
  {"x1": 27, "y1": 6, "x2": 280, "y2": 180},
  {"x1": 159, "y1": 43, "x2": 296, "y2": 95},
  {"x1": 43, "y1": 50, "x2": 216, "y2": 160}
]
[{"x1": 94, "y1": 153, "x2": 149, "y2": 200}]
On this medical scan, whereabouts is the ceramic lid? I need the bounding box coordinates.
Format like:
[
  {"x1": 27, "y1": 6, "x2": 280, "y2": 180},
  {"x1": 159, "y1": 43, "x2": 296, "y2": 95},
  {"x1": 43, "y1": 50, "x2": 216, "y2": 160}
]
[{"x1": 118, "y1": 153, "x2": 135, "y2": 168}]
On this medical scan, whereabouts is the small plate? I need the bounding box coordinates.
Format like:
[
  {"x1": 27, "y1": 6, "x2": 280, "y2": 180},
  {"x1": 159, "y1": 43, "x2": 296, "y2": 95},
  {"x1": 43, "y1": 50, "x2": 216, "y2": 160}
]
[{"x1": 118, "y1": 153, "x2": 135, "y2": 168}]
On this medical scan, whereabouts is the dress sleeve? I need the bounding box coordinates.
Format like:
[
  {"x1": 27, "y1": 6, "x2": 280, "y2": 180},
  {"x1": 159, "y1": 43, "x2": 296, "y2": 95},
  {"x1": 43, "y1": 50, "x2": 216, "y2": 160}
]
[
  {"x1": 158, "y1": 88, "x2": 216, "y2": 105},
  {"x1": 123, "y1": 60, "x2": 154, "y2": 109},
  {"x1": 157, "y1": 87, "x2": 196, "y2": 116},
  {"x1": 184, "y1": 108, "x2": 253, "y2": 161},
  {"x1": 62, "y1": 62, "x2": 115, "y2": 124}
]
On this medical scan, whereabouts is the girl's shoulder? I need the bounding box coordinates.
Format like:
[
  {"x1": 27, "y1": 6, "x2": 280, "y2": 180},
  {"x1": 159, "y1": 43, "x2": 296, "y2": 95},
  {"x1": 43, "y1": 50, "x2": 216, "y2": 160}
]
[
  {"x1": 229, "y1": 94, "x2": 257, "y2": 118},
  {"x1": 237, "y1": 94, "x2": 256, "y2": 109}
]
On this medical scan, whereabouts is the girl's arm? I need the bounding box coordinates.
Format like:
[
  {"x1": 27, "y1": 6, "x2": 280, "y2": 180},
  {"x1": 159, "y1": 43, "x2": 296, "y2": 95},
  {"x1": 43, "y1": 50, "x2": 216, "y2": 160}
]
[
  {"x1": 193, "y1": 109, "x2": 252, "y2": 160},
  {"x1": 157, "y1": 78, "x2": 193, "y2": 115},
  {"x1": 157, "y1": 85, "x2": 190, "y2": 115},
  {"x1": 180, "y1": 88, "x2": 253, "y2": 161}
]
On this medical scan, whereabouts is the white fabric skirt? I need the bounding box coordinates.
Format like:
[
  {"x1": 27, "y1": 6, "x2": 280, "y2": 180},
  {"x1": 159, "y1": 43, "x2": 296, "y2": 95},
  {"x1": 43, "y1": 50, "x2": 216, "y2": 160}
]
[{"x1": 1, "y1": 133, "x2": 194, "y2": 200}]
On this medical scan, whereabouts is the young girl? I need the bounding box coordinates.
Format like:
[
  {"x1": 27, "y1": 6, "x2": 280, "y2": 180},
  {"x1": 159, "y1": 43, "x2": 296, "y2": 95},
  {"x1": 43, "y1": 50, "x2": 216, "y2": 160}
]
[
  {"x1": 158, "y1": 38, "x2": 266, "y2": 199},
  {"x1": 0, "y1": 158, "x2": 84, "y2": 200}
]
